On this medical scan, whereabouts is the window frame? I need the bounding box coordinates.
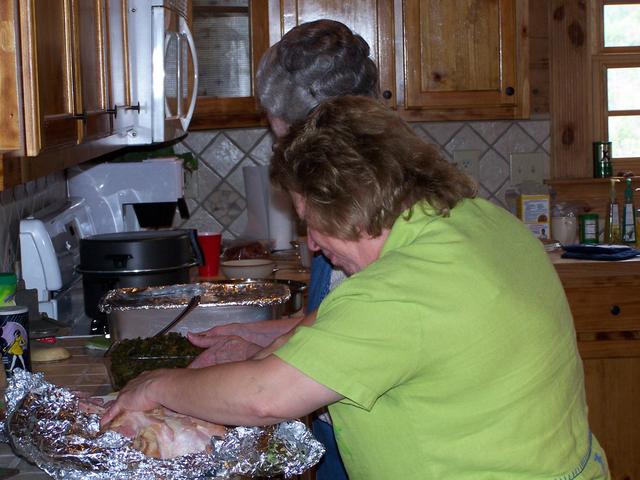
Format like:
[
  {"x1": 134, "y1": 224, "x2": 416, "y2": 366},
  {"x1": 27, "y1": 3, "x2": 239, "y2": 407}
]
[{"x1": 593, "y1": 0, "x2": 640, "y2": 174}]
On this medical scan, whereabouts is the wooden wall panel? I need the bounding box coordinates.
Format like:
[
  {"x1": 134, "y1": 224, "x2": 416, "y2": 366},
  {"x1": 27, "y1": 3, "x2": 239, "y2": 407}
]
[
  {"x1": 528, "y1": 0, "x2": 549, "y2": 115},
  {"x1": 549, "y1": 1, "x2": 593, "y2": 178}
]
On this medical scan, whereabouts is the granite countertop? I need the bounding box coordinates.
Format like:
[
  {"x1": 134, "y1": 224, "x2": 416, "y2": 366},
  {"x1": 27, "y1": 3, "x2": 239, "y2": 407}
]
[{"x1": 0, "y1": 337, "x2": 111, "y2": 479}]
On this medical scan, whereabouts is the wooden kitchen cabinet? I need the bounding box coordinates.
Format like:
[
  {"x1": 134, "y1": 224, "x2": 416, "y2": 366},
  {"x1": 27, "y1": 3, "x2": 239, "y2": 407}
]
[
  {"x1": 271, "y1": 0, "x2": 396, "y2": 110},
  {"x1": 190, "y1": 0, "x2": 531, "y2": 129},
  {"x1": 189, "y1": 0, "x2": 395, "y2": 130},
  {"x1": 0, "y1": 0, "x2": 136, "y2": 190},
  {"x1": 189, "y1": 0, "x2": 271, "y2": 130},
  {"x1": 554, "y1": 256, "x2": 640, "y2": 480},
  {"x1": 401, "y1": 0, "x2": 529, "y2": 120},
  {"x1": 73, "y1": 0, "x2": 113, "y2": 144},
  {"x1": 19, "y1": 0, "x2": 81, "y2": 155},
  {"x1": 19, "y1": 0, "x2": 113, "y2": 155}
]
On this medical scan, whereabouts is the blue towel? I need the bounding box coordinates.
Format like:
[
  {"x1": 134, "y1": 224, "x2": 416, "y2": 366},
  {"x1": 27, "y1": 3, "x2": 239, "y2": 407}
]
[{"x1": 561, "y1": 244, "x2": 640, "y2": 261}]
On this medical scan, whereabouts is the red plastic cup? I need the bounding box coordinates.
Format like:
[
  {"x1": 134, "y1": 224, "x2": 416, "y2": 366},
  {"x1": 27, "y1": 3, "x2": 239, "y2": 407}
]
[{"x1": 197, "y1": 232, "x2": 222, "y2": 277}]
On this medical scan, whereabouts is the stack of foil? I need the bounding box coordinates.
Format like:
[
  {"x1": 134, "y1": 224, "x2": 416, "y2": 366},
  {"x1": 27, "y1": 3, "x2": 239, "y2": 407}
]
[{"x1": 1, "y1": 370, "x2": 324, "y2": 479}]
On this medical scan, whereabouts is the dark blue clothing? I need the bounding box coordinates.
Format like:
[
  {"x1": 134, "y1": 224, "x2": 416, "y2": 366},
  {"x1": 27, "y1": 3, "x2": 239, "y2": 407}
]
[
  {"x1": 306, "y1": 254, "x2": 349, "y2": 479},
  {"x1": 305, "y1": 254, "x2": 333, "y2": 314}
]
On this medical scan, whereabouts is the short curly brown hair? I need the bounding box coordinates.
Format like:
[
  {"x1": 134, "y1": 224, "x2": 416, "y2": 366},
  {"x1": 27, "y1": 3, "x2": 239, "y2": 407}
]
[{"x1": 270, "y1": 96, "x2": 477, "y2": 241}]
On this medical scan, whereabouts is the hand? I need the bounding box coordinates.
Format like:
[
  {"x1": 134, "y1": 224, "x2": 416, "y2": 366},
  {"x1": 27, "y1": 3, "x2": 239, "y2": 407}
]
[
  {"x1": 187, "y1": 335, "x2": 262, "y2": 368},
  {"x1": 187, "y1": 318, "x2": 301, "y2": 348},
  {"x1": 99, "y1": 369, "x2": 169, "y2": 429},
  {"x1": 187, "y1": 323, "x2": 248, "y2": 347}
]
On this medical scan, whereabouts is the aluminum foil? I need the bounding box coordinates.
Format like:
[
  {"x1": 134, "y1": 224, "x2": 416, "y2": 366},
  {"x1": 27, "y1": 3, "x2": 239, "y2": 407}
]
[
  {"x1": 2, "y1": 370, "x2": 325, "y2": 479},
  {"x1": 99, "y1": 282, "x2": 291, "y2": 313}
]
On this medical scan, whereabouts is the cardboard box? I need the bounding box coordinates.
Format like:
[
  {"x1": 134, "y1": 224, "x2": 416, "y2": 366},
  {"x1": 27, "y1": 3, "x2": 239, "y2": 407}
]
[{"x1": 517, "y1": 194, "x2": 550, "y2": 240}]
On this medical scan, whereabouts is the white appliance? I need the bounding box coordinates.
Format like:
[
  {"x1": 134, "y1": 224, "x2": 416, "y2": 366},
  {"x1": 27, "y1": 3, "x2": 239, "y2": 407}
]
[
  {"x1": 125, "y1": 0, "x2": 198, "y2": 144},
  {"x1": 19, "y1": 199, "x2": 96, "y2": 322},
  {"x1": 20, "y1": 159, "x2": 187, "y2": 328},
  {"x1": 67, "y1": 158, "x2": 186, "y2": 233}
]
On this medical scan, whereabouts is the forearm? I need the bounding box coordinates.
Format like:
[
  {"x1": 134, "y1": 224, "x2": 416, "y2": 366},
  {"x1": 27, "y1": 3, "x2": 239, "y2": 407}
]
[
  {"x1": 148, "y1": 356, "x2": 338, "y2": 426},
  {"x1": 252, "y1": 310, "x2": 318, "y2": 360},
  {"x1": 234, "y1": 317, "x2": 302, "y2": 347}
]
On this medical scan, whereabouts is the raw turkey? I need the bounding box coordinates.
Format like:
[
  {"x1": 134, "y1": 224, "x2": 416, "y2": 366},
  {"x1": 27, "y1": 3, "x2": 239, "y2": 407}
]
[{"x1": 81, "y1": 398, "x2": 227, "y2": 459}]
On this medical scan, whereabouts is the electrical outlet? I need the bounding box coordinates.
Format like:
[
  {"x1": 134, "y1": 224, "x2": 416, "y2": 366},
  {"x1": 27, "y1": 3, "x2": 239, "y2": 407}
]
[
  {"x1": 453, "y1": 150, "x2": 481, "y2": 179},
  {"x1": 509, "y1": 152, "x2": 548, "y2": 185}
]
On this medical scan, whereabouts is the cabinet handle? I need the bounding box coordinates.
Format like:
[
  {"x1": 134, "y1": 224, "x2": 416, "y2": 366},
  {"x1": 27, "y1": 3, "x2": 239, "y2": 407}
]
[
  {"x1": 505, "y1": 86, "x2": 515, "y2": 96},
  {"x1": 125, "y1": 102, "x2": 141, "y2": 114},
  {"x1": 382, "y1": 90, "x2": 393, "y2": 100},
  {"x1": 73, "y1": 111, "x2": 87, "y2": 121},
  {"x1": 610, "y1": 305, "x2": 621, "y2": 315},
  {"x1": 105, "y1": 106, "x2": 118, "y2": 118}
]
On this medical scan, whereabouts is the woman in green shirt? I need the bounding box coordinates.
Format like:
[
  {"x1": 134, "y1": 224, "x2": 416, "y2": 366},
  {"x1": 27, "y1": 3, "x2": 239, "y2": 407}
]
[{"x1": 102, "y1": 96, "x2": 609, "y2": 480}]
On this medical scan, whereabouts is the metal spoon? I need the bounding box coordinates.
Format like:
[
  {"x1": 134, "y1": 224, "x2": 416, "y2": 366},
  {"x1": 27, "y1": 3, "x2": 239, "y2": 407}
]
[{"x1": 153, "y1": 294, "x2": 201, "y2": 337}]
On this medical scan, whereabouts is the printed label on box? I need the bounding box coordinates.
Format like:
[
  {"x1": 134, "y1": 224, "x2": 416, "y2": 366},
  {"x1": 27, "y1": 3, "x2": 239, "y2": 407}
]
[
  {"x1": 526, "y1": 223, "x2": 551, "y2": 240},
  {"x1": 522, "y1": 200, "x2": 549, "y2": 223}
]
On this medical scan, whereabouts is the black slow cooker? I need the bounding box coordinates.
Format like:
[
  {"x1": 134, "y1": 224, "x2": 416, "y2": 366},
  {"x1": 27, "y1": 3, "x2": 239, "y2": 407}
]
[{"x1": 78, "y1": 229, "x2": 203, "y2": 334}]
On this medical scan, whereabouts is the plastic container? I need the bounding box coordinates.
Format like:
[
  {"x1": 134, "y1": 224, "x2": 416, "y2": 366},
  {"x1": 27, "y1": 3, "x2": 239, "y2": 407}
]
[
  {"x1": 0, "y1": 305, "x2": 31, "y2": 378},
  {"x1": 0, "y1": 273, "x2": 17, "y2": 306},
  {"x1": 579, "y1": 213, "x2": 599, "y2": 244}
]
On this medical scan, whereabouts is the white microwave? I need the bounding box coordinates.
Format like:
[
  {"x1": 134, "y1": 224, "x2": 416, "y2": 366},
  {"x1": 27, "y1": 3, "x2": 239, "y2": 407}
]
[{"x1": 122, "y1": 0, "x2": 198, "y2": 144}]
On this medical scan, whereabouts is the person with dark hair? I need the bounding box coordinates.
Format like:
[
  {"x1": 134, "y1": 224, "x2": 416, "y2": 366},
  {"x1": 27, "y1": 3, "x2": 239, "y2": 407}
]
[
  {"x1": 187, "y1": 19, "x2": 380, "y2": 479},
  {"x1": 103, "y1": 96, "x2": 608, "y2": 479}
]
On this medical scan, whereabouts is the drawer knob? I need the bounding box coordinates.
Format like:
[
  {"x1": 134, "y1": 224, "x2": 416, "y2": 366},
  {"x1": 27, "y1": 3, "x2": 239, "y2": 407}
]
[{"x1": 610, "y1": 305, "x2": 621, "y2": 315}]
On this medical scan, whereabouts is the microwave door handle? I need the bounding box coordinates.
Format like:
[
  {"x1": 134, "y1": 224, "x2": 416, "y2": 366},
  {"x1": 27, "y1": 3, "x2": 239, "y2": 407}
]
[
  {"x1": 176, "y1": 31, "x2": 182, "y2": 117},
  {"x1": 180, "y1": 22, "x2": 198, "y2": 130}
]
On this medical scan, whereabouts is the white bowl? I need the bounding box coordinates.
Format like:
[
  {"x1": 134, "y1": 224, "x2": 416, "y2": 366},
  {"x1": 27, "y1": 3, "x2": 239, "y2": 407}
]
[{"x1": 220, "y1": 259, "x2": 275, "y2": 279}]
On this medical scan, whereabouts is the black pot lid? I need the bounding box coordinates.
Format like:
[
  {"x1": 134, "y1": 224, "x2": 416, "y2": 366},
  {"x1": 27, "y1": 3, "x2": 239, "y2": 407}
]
[{"x1": 78, "y1": 229, "x2": 199, "y2": 273}]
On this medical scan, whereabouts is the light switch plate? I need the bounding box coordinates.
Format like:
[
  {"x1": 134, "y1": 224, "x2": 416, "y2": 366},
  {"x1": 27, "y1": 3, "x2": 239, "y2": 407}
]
[
  {"x1": 453, "y1": 150, "x2": 481, "y2": 179},
  {"x1": 509, "y1": 152, "x2": 548, "y2": 185}
]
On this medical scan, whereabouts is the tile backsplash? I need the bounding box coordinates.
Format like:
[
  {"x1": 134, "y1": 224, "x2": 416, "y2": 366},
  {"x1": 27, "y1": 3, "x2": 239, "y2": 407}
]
[
  {"x1": 173, "y1": 118, "x2": 550, "y2": 238},
  {"x1": 0, "y1": 118, "x2": 549, "y2": 272},
  {"x1": 0, "y1": 173, "x2": 67, "y2": 273}
]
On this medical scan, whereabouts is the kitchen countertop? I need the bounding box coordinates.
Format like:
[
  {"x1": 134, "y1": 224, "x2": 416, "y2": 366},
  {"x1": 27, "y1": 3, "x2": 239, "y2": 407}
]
[
  {"x1": 199, "y1": 249, "x2": 311, "y2": 284},
  {"x1": 0, "y1": 337, "x2": 112, "y2": 479}
]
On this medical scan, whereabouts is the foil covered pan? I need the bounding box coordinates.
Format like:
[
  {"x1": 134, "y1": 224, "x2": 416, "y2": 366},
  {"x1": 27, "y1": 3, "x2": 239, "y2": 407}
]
[
  {"x1": 1, "y1": 370, "x2": 324, "y2": 479},
  {"x1": 99, "y1": 282, "x2": 291, "y2": 341}
]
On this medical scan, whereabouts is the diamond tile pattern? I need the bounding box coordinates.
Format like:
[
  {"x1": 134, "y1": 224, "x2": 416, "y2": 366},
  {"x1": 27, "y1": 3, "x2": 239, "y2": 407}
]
[
  {"x1": 0, "y1": 118, "x2": 551, "y2": 268},
  {"x1": 173, "y1": 118, "x2": 550, "y2": 238}
]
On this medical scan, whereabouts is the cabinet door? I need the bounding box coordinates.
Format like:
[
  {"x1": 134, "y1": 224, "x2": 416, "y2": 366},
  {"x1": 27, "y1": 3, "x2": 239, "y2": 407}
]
[
  {"x1": 276, "y1": 0, "x2": 396, "y2": 109},
  {"x1": 580, "y1": 352, "x2": 640, "y2": 480},
  {"x1": 19, "y1": 0, "x2": 79, "y2": 155},
  {"x1": 0, "y1": 0, "x2": 21, "y2": 152},
  {"x1": 402, "y1": 0, "x2": 529, "y2": 119},
  {"x1": 189, "y1": 0, "x2": 270, "y2": 130},
  {"x1": 72, "y1": 0, "x2": 113, "y2": 142}
]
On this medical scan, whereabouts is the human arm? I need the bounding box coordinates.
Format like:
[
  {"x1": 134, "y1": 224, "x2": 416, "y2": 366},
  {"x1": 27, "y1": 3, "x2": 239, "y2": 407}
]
[
  {"x1": 187, "y1": 310, "x2": 318, "y2": 368},
  {"x1": 100, "y1": 354, "x2": 343, "y2": 428},
  {"x1": 187, "y1": 316, "x2": 304, "y2": 348}
]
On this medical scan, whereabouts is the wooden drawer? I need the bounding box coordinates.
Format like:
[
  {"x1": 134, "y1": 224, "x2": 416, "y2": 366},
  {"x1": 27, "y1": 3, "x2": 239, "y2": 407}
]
[{"x1": 564, "y1": 286, "x2": 640, "y2": 333}]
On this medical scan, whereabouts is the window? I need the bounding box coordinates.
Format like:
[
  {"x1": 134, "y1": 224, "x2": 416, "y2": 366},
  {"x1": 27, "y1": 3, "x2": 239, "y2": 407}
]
[{"x1": 594, "y1": 1, "x2": 640, "y2": 172}]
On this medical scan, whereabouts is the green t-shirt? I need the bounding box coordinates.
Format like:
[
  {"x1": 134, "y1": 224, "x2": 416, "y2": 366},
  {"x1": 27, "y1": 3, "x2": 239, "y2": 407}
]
[{"x1": 276, "y1": 198, "x2": 604, "y2": 479}]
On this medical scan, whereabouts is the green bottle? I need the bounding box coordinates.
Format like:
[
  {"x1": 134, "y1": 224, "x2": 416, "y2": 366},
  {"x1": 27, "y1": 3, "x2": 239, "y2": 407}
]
[
  {"x1": 622, "y1": 177, "x2": 637, "y2": 244},
  {"x1": 605, "y1": 178, "x2": 620, "y2": 244}
]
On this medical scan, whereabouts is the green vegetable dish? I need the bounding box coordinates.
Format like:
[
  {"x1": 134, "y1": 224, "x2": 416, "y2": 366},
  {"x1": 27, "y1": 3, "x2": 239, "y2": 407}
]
[{"x1": 108, "y1": 333, "x2": 204, "y2": 391}]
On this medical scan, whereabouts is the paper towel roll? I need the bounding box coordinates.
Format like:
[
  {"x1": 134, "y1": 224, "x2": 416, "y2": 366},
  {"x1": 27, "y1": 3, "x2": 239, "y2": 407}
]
[
  {"x1": 269, "y1": 188, "x2": 296, "y2": 250},
  {"x1": 243, "y1": 166, "x2": 270, "y2": 240},
  {"x1": 242, "y1": 166, "x2": 295, "y2": 250}
]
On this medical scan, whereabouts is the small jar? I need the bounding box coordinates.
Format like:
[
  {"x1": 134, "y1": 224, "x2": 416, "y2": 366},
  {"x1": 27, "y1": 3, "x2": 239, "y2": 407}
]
[{"x1": 579, "y1": 213, "x2": 599, "y2": 244}]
